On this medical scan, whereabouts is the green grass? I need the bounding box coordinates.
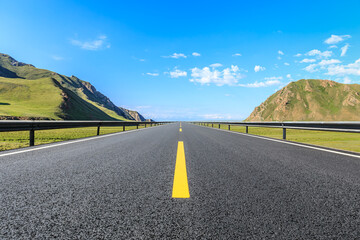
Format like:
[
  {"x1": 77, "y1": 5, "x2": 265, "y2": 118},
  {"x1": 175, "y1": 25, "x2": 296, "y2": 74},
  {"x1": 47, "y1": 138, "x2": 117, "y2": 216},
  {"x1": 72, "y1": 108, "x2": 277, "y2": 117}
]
[
  {"x1": 0, "y1": 125, "x2": 148, "y2": 151},
  {"x1": 0, "y1": 77, "x2": 63, "y2": 119},
  {"x1": 205, "y1": 123, "x2": 360, "y2": 153}
]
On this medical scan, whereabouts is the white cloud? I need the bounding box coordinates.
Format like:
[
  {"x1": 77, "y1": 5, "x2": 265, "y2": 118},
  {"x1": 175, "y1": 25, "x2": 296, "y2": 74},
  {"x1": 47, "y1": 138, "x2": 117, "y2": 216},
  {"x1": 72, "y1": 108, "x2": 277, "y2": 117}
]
[
  {"x1": 306, "y1": 49, "x2": 332, "y2": 58},
  {"x1": 284, "y1": 62, "x2": 290, "y2": 66},
  {"x1": 163, "y1": 53, "x2": 187, "y2": 59},
  {"x1": 324, "y1": 34, "x2": 351, "y2": 44},
  {"x1": 192, "y1": 52, "x2": 201, "y2": 57},
  {"x1": 286, "y1": 74, "x2": 292, "y2": 79},
  {"x1": 277, "y1": 56, "x2": 282, "y2": 60},
  {"x1": 304, "y1": 64, "x2": 318, "y2": 73},
  {"x1": 326, "y1": 58, "x2": 360, "y2": 76},
  {"x1": 329, "y1": 45, "x2": 338, "y2": 49},
  {"x1": 278, "y1": 50, "x2": 284, "y2": 55},
  {"x1": 209, "y1": 63, "x2": 223, "y2": 68},
  {"x1": 239, "y1": 80, "x2": 281, "y2": 88},
  {"x1": 341, "y1": 44, "x2": 350, "y2": 57},
  {"x1": 70, "y1": 35, "x2": 110, "y2": 50},
  {"x1": 264, "y1": 76, "x2": 283, "y2": 81},
  {"x1": 300, "y1": 58, "x2": 316, "y2": 63},
  {"x1": 254, "y1": 65, "x2": 266, "y2": 72},
  {"x1": 52, "y1": 55, "x2": 64, "y2": 61},
  {"x1": 318, "y1": 59, "x2": 341, "y2": 66},
  {"x1": 146, "y1": 73, "x2": 159, "y2": 76},
  {"x1": 304, "y1": 59, "x2": 341, "y2": 72},
  {"x1": 169, "y1": 69, "x2": 187, "y2": 78},
  {"x1": 190, "y1": 65, "x2": 245, "y2": 86},
  {"x1": 344, "y1": 76, "x2": 352, "y2": 84},
  {"x1": 232, "y1": 53, "x2": 242, "y2": 57},
  {"x1": 294, "y1": 53, "x2": 302, "y2": 57}
]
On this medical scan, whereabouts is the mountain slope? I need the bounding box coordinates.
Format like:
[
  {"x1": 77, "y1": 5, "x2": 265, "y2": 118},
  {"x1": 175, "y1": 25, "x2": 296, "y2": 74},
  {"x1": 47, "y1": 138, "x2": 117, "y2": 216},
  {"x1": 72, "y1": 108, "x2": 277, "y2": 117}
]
[
  {"x1": 246, "y1": 79, "x2": 360, "y2": 121},
  {"x1": 0, "y1": 53, "x2": 147, "y2": 121}
]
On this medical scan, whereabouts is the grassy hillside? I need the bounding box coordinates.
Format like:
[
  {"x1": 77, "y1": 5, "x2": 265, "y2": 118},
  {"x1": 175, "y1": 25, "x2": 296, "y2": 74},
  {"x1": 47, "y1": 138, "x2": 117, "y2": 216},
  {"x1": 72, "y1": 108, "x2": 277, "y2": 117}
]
[
  {"x1": 246, "y1": 79, "x2": 360, "y2": 121},
  {"x1": 0, "y1": 77, "x2": 63, "y2": 119},
  {"x1": 0, "y1": 53, "x2": 146, "y2": 121}
]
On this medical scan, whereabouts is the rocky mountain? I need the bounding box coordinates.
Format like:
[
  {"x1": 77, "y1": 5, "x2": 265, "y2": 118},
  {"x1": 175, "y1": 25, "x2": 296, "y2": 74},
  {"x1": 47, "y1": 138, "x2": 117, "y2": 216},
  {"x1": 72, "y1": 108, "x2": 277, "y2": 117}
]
[
  {"x1": 124, "y1": 109, "x2": 146, "y2": 121},
  {"x1": 246, "y1": 79, "x2": 360, "y2": 121},
  {"x1": 0, "y1": 53, "x2": 148, "y2": 121}
]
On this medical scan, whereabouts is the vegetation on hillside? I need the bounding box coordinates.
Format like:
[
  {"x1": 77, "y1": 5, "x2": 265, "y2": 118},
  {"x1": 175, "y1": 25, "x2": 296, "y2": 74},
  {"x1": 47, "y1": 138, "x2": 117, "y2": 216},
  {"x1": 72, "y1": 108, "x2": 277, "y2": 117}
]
[
  {"x1": 246, "y1": 79, "x2": 360, "y2": 121},
  {"x1": 0, "y1": 53, "x2": 147, "y2": 121}
]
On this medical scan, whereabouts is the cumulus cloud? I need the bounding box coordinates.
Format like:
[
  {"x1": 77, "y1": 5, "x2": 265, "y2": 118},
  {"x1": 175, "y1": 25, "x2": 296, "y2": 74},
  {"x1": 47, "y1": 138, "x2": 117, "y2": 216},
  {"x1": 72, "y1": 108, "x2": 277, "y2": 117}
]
[
  {"x1": 163, "y1": 53, "x2": 187, "y2": 59},
  {"x1": 300, "y1": 58, "x2": 316, "y2": 63},
  {"x1": 286, "y1": 74, "x2": 292, "y2": 79},
  {"x1": 190, "y1": 65, "x2": 245, "y2": 86},
  {"x1": 294, "y1": 53, "x2": 302, "y2": 57},
  {"x1": 284, "y1": 62, "x2": 290, "y2": 66},
  {"x1": 254, "y1": 65, "x2": 266, "y2": 72},
  {"x1": 304, "y1": 64, "x2": 318, "y2": 73},
  {"x1": 278, "y1": 50, "x2": 284, "y2": 55},
  {"x1": 169, "y1": 69, "x2": 187, "y2": 78},
  {"x1": 329, "y1": 45, "x2": 338, "y2": 49},
  {"x1": 232, "y1": 53, "x2": 242, "y2": 57},
  {"x1": 146, "y1": 73, "x2": 159, "y2": 76},
  {"x1": 70, "y1": 35, "x2": 110, "y2": 50},
  {"x1": 341, "y1": 44, "x2": 350, "y2": 57},
  {"x1": 192, "y1": 52, "x2": 201, "y2": 57},
  {"x1": 306, "y1": 49, "x2": 332, "y2": 58},
  {"x1": 318, "y1": 59, "x2": 341, "y2": 66},
  {"x1": 304, "y1": 59, "x2": 341, "y2": 72},
  {"x1": 326, "y1": 58, "x2": 360, "y2": 76},
  {"x1": 324, "y1": 34, "x2": 351, "y2": 44},
  {"x1": 209, "y1": 63, "x2": 223, "y2": 68}
]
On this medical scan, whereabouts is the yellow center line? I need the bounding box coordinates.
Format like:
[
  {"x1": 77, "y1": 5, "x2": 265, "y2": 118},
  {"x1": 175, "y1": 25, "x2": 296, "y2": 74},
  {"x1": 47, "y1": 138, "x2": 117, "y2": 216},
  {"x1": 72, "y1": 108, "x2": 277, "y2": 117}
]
[{"x1": 172, "y1": 141, "x2": 190, "y2": 198}]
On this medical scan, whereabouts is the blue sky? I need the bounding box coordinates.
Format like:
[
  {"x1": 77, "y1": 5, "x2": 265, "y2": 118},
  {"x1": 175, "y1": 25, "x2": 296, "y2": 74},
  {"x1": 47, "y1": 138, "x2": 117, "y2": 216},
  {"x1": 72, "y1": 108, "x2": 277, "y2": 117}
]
[{"x1": 1, "y1": 0, "x2": 360, "y2": 120}]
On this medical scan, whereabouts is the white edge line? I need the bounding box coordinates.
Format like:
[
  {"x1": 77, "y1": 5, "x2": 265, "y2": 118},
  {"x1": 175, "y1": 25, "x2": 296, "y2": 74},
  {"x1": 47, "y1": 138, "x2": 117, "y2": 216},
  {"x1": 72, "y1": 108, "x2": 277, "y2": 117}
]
[
  {"x1": 0, "y1": 124, "x2": 168, "y2": 158},
  {"x1": 194, "y1": 124, "x2": 360, "y2": 160}
]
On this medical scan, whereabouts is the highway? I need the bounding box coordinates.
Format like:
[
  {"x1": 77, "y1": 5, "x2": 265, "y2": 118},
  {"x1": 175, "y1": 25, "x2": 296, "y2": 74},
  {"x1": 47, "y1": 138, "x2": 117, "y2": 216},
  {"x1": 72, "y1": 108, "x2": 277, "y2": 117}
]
[{"x1": 1, "y1": 122, "x2": 360, "y2": 239}]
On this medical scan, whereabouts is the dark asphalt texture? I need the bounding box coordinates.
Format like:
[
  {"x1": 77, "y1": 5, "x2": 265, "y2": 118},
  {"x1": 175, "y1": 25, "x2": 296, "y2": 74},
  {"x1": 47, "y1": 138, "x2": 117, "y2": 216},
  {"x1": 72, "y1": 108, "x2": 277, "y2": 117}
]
[{"x1": 1, "y1": 123, "x2": 360, "y2": 239}]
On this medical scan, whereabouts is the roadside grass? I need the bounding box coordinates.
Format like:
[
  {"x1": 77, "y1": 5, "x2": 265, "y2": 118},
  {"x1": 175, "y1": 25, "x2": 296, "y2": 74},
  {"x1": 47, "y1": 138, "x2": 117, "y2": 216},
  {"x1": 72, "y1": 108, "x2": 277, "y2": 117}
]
[
  {"x1": 205, "y1": 124, "x2": 360, "y2": 153},
  {"x1": 0, "y1": 125, "x2": 147, "y2": 151}
]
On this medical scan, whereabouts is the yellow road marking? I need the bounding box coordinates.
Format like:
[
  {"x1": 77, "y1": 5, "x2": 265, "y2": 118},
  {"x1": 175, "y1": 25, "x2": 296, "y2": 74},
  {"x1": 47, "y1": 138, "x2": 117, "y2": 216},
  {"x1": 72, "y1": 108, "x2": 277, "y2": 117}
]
[
  {"x1": 179, "y1": 128, "x2": 182, "y2": 132},
  {"x1": 172, "y1": 141, "x2": 190, "y2": 198}
]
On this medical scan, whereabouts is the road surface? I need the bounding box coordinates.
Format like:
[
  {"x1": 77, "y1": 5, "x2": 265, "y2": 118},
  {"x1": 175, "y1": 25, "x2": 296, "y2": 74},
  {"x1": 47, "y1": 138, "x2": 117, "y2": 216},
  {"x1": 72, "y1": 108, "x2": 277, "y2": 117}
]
[{"x1": 1, "y1": 123, "x2": 360, "y2": 239}]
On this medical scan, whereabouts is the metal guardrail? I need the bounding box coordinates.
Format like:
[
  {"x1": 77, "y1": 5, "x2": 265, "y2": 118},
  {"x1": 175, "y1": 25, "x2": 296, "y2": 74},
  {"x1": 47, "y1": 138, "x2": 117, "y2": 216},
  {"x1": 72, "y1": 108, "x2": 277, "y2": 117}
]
[
  {"x1": 0, "y1": 120, "x2": 171, "y2": 146},
  {"x1": 192, "y1": 121, "x2": 360, "y2": 140}
]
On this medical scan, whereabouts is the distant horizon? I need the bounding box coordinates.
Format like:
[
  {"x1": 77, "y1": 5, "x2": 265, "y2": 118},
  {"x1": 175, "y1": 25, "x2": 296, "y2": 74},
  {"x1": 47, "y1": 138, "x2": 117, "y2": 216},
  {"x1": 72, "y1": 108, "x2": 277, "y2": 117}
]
[{"x1": 1, "y1": 0, "x2": 360, "y2": 121}]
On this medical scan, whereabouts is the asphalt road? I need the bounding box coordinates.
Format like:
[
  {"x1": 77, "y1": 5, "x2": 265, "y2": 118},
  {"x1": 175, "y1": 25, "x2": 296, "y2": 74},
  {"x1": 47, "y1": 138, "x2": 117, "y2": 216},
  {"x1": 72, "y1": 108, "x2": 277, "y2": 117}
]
[{"x1": 1, "y1": 123, "x2": 360, "y2": 239}]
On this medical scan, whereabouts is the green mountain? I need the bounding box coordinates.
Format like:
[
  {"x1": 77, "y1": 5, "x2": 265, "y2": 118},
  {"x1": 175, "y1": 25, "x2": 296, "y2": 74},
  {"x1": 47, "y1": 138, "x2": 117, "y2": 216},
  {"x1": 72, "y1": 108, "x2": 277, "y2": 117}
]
[
  {"x1": 246, "y1": 79, "x2": 360, "y2": 121},
  {"x1": 0, "y1": 53, "x2": 146, "y2": 121}
]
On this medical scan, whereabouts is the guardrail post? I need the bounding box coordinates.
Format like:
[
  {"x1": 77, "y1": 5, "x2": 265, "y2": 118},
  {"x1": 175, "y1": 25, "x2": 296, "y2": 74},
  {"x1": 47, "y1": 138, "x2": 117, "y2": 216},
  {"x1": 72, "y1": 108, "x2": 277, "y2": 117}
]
[
  {"x1": 246, "y1": 126, "x2": 248, "y2": 134},
  {"x1": 97, "y1": 125, "x2": 100, "y2": 135},
  {"x1": 219, "y1": 124, "x2": 221, "y2": 129},
  {"x1": 29, "y1": 129, "x2": 35, "y2": 146},
  {"x1": 228, "y1": 125, "x2": 230, "y2": 130},
  {"x1": 123, "y1": 125, "x2": 126, "y2": 132},
  {"x1": 136, "y1": 124, "x2": 139, "y2": 129},
  {"x1": 283, "y1": 128, "x2": 286, "y2": 140},
  {"x1": 145, "y1": 123, "x2": 146, "y2": 128},
  {"x1": 212, "y1": 124, "x2": 213, "y2": 128}
]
